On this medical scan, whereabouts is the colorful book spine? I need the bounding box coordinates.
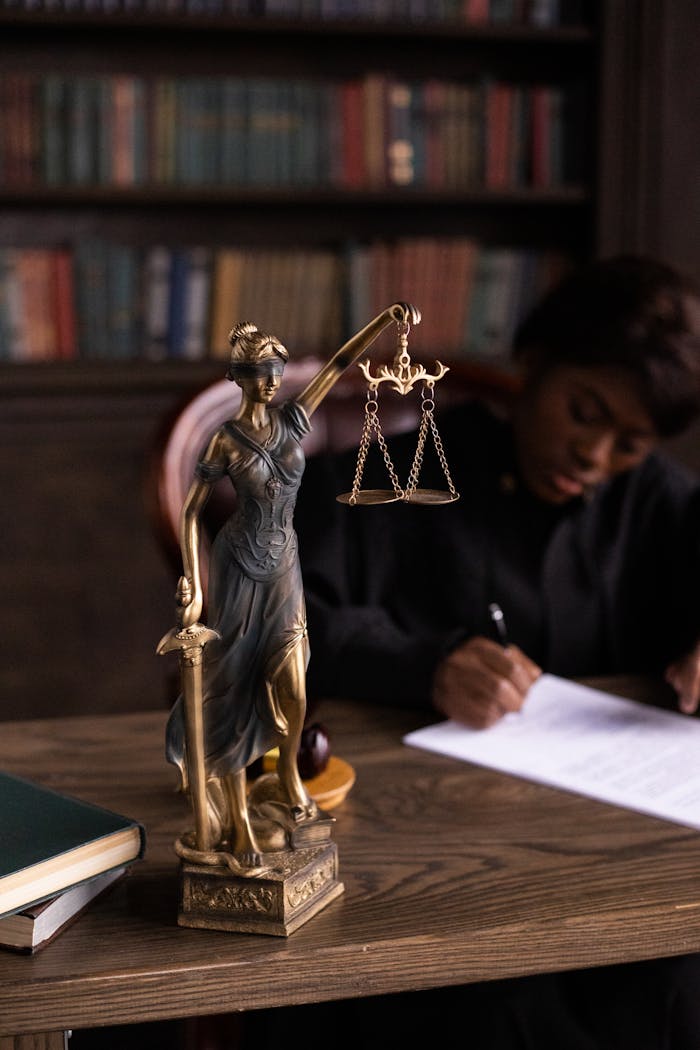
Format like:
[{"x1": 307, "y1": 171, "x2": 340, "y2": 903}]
[
  {"x1": 15, "y1": 249, "x2": 56, "y2": 361},
  {"x1": 2, "y1": 250, "x2": 27, "y2": 361},
  {"x1": 530, "y1": 84, "x2": 552, "y2": 187},
  {"x1": 152, "y1": 78, "x2": 178, "y2": 185},
  {"x1": 52, "y1": 248, "x2": 78, "y2": 360},
  {"x1": 166, "y1": 249, "x2": 190, "y2": 357},
  {"x1": 362, "y1": 73, "x2": 387, "y2": 188},
  {"x1": 181, "y1": 247, "x2": 213, "y2": 360},
  {"x1": 107, "y1": 243, "x2": 141, "y2": 359},
  {"x1": 66, "y1": 77, "x2": 100, "y2": 185},
  {"x1": 209, "y1": 246, "x2": 245, "y2": 358},
  {"x1": 143, "y1": 245, "x2": 172, "y2": 360},
  {"x1": 484, "y1": 80, "x2": 515, "y2": 189},
  {"x1": 386, "y1": 79, "x2": 415, "y2": 187},
  {"x1": 338, "y1": 78, "x2": 366, "y2": 188}
]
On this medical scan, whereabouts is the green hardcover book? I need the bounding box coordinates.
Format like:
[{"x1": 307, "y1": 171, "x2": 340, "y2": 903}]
[
  {"x1": 246, "y1": 78, "x2": 281, "y2": 186},
  {"x1": 175, "y1": 79, "x2": 198, "y2": 185},
  {"x1": 288, "y1": 79, "x2": 316, "y2": 187},
  {"x1": 463, "y1": 246, "x2": 506, "y2": 358},
  {"x1": 66, "y1": 76, "x2": 100, "y2": 185},
  {"x1": 0, "y1": 770, "x2": 145, "y2": 919},
  {"x1": 220, "y1": 78, "x2": 247, "y2": 187},
  {"x1": 73, "y1": 237, "x2": 110, "y2": 359},
  {"x1": 107, "y1": 242, "x2": 141, "y2": 359}
]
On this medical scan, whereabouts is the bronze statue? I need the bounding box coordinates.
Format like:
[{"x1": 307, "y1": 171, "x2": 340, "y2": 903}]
[{"x1": 160, "y1": 303, "x2": 420, "y2": 889}]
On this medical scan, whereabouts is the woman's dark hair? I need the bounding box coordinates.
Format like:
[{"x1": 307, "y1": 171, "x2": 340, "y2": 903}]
[{"x1": 512, "y1": 255, "x2": 700, "y2": 437}]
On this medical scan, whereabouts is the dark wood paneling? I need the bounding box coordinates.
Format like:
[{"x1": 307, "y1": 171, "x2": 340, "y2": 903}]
[
  {"x1": 596, "y1": 0, "x2": 699, "y2": 281},
  {"x1": 0, "y1": 382, "x2": 190, "y2": 720}
]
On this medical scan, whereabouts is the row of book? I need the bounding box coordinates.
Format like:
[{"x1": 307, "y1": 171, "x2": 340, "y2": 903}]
[
  {"x1": 0, "y1": 770, "x2": 144, "y2": 954},
  {"x1": 0, "y1": 0, "x2": 589, "y2": 25},
  {"x1": 0, "y1": 238, "x2": 572, "y2": 364},
  {"x1": 0, "y1": 73, "x2": 585, "y2": 190}
]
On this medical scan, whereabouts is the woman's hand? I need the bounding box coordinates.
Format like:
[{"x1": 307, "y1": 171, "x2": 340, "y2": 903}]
[
  {"x1": 176, "y1": 575, "x2": 203, "y2": 629},
  {"x1": 431, "y1": 636, "x2": 542, "y2": 729},
  {"x1": 665, "y1": 641, "x2": 700, "y2": 714}
]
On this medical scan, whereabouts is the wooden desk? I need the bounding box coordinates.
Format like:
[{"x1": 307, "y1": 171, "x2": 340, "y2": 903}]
[{"x1": 2, "y1": 685, "x2": 700, "y2": 1046}]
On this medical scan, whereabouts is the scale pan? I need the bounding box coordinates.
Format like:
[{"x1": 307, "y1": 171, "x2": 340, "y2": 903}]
[
  {"x1": 405, "y1": 488, "x2": 460, "y2": 505},
  {"x1": 336, "y1": 489, "x2": 402, "y2": 506}
]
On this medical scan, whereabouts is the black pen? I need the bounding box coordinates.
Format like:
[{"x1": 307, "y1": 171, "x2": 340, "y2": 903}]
[{"x1": 488, "y1": 603, "x2": 509, "y2": 648}]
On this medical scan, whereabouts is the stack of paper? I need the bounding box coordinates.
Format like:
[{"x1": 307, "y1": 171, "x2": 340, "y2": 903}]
[{"x1": 404, "y1": 674, "x2": 700, "y2": 831}]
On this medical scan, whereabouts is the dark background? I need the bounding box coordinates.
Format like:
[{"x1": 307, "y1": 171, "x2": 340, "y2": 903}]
[{"x1": 1, "y1": 0, "x2": 698, "y2": 722}]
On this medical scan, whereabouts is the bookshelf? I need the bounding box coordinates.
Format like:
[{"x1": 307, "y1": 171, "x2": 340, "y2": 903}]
[
  {"x1": 0, "y1": 1, "x2": 698, "y2": 721},
  {"x1": 0, "y1": 8, "x2": 596, "y2": 366}
]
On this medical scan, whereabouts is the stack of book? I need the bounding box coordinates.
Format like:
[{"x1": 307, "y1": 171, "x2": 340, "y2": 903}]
[{"x1": 0, "y1": 771, "x2": 145, "y2": 954}]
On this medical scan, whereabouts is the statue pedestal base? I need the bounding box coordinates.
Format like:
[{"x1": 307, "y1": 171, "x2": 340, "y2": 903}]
[{"x1": 178, "y1": 842, "x2": 344, "y2": 936}]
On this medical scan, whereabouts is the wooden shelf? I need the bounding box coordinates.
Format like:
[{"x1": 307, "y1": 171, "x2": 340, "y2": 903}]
[
  {"x1": 0, "y1": 11, "x2": 594, "y2": 42},
  {"x1": 0, "y1": 185, "x2": 589, "y2": 207},
  {"x1": 0, "y1": 359, "x2": 223, "y2": 395}
]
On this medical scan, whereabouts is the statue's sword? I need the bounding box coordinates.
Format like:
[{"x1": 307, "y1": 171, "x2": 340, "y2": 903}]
[{"x1": 157, "y1": 577, "x2": 220, "y2": 852}]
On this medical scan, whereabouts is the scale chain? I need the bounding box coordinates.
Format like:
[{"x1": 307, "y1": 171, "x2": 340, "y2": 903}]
[
  {"x1": 428, "y1": 410, "x2": 458, "y2": 499},
  {"x1": 372, "y1": 411, "x2": 404, "y2": 500},
  {"x1": 404, "y1": 388, "x2": 458, "y2": 502},
  {"x1": 404, "y1": 400, "x2": 431, "y2": 499},
  {"x1": 349, "y1": 393, "x2": 404, "y2": 505}
]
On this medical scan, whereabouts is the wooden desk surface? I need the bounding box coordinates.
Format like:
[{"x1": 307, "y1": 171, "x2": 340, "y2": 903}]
[{"x1": 2, "y1": 684, "x2": 700, "y2": 1037}]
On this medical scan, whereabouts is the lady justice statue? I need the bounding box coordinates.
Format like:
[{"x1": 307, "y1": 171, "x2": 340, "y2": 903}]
[{"x1": 158, "y1": 302, "x2": 424, "y2": 935}]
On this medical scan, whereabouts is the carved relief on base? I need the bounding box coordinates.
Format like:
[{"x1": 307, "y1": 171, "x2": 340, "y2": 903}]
[{"x1": 178, "y1": 842, "x2": 344, "y2": 936}]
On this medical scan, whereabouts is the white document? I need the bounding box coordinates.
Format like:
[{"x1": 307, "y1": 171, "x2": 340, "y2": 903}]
[{"x1": 403, "y1": 674, "x2": 700, "y2": 830}]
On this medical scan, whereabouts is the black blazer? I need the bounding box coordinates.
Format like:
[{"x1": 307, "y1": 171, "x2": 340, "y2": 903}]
[{"x1": 294, "y1": 400, "x2": 700, "y2": 710}]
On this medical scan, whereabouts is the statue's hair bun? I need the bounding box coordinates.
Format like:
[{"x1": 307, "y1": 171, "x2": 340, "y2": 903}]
[{"x1": 228, "y1": 322, "x2": 257, "y2": 347}]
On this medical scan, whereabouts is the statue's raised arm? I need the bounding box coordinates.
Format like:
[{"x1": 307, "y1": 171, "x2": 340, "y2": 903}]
[{"x1": 296, "y1": 302, "x2": 421, "y2": 418}]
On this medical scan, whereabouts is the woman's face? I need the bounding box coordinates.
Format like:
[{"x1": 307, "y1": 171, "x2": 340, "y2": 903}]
[
  {"x1": 237, "y1": 368, "x2": 283, "y2": 404},
  {"x1": 512, "y1": 363, "x2": 658, "y2": 504}
]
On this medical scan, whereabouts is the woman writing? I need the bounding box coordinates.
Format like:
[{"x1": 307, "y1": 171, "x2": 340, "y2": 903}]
[
  {"x1": 292, "y1": 254, "x2": 700, "y2": 1048},
  {"x1": 298, "y1": 255, "x2": 700, "y2": 726}
]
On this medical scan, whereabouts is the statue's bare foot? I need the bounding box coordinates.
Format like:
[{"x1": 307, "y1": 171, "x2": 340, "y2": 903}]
[
  {"x1": 238, "y1": 848, "x2": 263, "y2": 868},
  {"x1": 230, "y1": 826, "x2": 263, "y2": 868},
  {"x1": 290, "y1": 799, "x2": 319, "y2": 822}
]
